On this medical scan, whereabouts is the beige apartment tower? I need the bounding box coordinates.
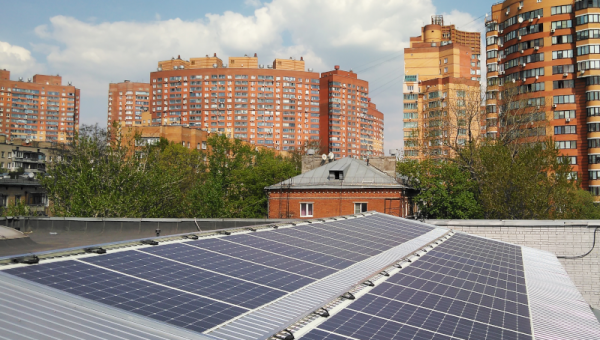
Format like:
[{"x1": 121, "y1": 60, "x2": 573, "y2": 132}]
[{"x1": 403, "y1": 15, "x2": 482, "y2": 159}]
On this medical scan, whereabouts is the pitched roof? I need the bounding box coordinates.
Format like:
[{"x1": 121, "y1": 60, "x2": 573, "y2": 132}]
[{"x1": 266, "y1": 157, "x2": 407, "y2": 190}]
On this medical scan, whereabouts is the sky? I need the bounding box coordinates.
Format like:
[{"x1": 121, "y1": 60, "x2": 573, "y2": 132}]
[{"x1": 0, "y1": 0, "x2": 494, "y2": 153}]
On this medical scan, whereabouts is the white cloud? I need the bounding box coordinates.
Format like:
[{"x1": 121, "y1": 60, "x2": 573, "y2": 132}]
[
  {"x1": 0, "y1": 41, "x2": 41, "y2": 75},
  {"x1": 23, "y1": 0, "x2": 474, "y2": 149}
]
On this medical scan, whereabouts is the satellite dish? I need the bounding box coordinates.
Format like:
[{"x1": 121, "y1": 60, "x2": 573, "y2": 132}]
[
  {"x1": 328, "y1": 152, "x2": 335, "y2": 160},
  {"x1": 322, "y1": 154, "x2": 328, "y2": 161},
  {"x1": 28, "y1": 173, "x2": 34, "y2": 179},
  {"x1": 518, "y1": 17, "x2": 524, "y2": 23}
]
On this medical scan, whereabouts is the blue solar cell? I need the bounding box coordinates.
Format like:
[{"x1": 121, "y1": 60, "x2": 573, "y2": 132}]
[
  {"x1": 81, "y1": 251, "x2": 286, "y2": 309},
  {"x1": 224, "y1": 234, "x2": 356, "y2": 269},
  {"x1": 188, "y1": 238, "x2": 337, "y2": 279},
  {"x1": 252, "y1": 230, "x2": 369, "y2": 262},
  {"x1": 311, "y1": 233, "x2": 532, "y2": 340},
  {"x1": 139, "y1": 243, "x2": 315, "y2": 292},
  {"x1": 4, "y1": 261, "x2": 246, "y2": 332}
]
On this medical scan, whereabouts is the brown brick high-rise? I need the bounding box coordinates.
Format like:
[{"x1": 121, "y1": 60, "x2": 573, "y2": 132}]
[{"x1": 0, "y1": 69, "x2": 80, "y2": 142}]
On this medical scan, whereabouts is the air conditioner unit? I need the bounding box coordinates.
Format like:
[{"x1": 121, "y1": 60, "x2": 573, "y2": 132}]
[
  {"x1": 534, "y1": 46, "x2": 540, "y2": 50},
  {"x1": 519, "y1": 5, "x2": 523, "y2": 10},
  {"x1": 523, "y1": 78, "x2": 527, "y2": 82},
  {"x1": 566, "y1": 118, "x2": 571, "y2": 123},
  {"x1": 536, "y1": 75, "x2": 539, "y2": 80},
  {"x1": 551, "y1": 29, "x2": 556, "y2": 33},
  {"x1": 521, "y1": 50, "x2": 525, "y2": 54},
  {"x1": 512, "y1": 79, "x2": 516, "y2": 83},
  {"x1": 582, "y1": 70, "x2": 586, "y2": 74},
  {"x1": 552, "y1": 104, "x2": 558, "y2": 108},
  {"x1": 500, "y1": 30, "x2": 504, "y2": 34},
  {"x1": 529, "y1": 18, "x2": 534, "y2": 22},
  {"x1": 499, "y1": 43, "x2": 503, "y2": 47},
  {"x1": 522, "y1": 63, "x2": 527, "y2": 67},
  {"x1": 537, "y1": 105, "x2": 540, "y2": 110},
  {"x1": 518, "y1": 36, "x2": 522, "y2": 40},
  {"x1": 564, "y1": 73, "x2": 568, "y2": 77},
  {"x1": 538, "y1": 15, "x2": 541, "y2": 19}
]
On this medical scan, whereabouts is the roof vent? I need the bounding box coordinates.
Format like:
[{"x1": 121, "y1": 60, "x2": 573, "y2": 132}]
[
  {"x1": 273, "y1": 329, "x2": 294, "y2": 340},
  {"x1": 183, "y1": 235, "x2": 199, "y2": 240},
  {"x1": 141, "y1": 240, "x2": 159, "y2": 246},
  {"x1": 11, "y1": 255, "x2": 39, "y2": 264},
  {"x1": 246, "y1": 227, "x2": 257, "y2": 232},
  {"x1": 381, "y1": 271, "x2": 390, "y2": 277},
  {"x1": 85, "y1": 247, "x2": 107, "y2": 254},
  {"x1": 362, "y1": 280, "x2": 375, "y2": 287},
  {"x1": 314, "y1": 308, "x2": 330, "y2": 318},
  {"x1": 341, "y1": 292, "x2": 356, "y2": 300},
  {"x1": 218, "y1": 230, "x2": 231, "y2": 236}
]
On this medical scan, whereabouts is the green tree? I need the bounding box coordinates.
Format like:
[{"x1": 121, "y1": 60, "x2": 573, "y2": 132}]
[
  {"x1": 42, "y1": 125, "x2": 299, "y2": 218},
  {"x1": 397, "y1": 159, "x2": 482, "y2": 219}
]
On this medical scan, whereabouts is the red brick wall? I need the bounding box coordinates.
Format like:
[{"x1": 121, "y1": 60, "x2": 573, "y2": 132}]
[{"x1": 267, "y1": 188, "x2": 411, "y2": 219}]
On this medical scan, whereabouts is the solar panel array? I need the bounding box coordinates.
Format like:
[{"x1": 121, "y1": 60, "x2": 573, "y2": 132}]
[
  {"x1": 303, "y1": 233, "x2": 533, "y2": 340},
  {"x1": 3, "y1": 214, "x2": 434, "y2": 335}
]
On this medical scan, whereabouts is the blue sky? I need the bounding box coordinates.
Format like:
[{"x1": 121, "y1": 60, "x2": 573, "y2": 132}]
[{"x1": 0, "y1": 0, "x2": 495, "y2": 151}]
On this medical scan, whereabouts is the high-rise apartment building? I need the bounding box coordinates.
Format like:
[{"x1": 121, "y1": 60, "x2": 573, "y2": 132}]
[
  {"x1": 149, "y1": 54, "x2": 321, "y2": 152},
  {"x1": 485, "y1": 0, "x2": 597, "y2": 195},
  {"x1": 144, "y1": 54, "x2": 384, "y2": 157},
  {"x1": 320, "y1": 66, "x2": 384, "y2": 159},
  {"x1": 107, "y1": 81, "x2": 150, "y2": 128},
  {"x1": 403, "y1": 16, "x2": 482, "y2": 159},
  {"x1": 0, "y1": 69, "x2": 80, "y2": 142}
]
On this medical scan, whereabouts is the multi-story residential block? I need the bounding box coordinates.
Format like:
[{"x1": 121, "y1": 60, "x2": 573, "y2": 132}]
[
  {"x1": 403, "y1": 16, "x2": 482, "y2": 159},
  {"x1": 319, "y1": 66, "x2": 383, "y2": 159},
  {"x1": 148, "y1": 54, "x2": 321, "y2": 152},
  {"x1": 486, "y1": 0, "x2": 599, "y2": 195},
  {"x1": 107, "y1": 81, "x2": 150, "y2": 128},
  {"x1": 141, "y1": 54, "x2": 384, "y2": 157},
  {"x1": 0, "y1": 69, "x2": 80, "y2": 142}
]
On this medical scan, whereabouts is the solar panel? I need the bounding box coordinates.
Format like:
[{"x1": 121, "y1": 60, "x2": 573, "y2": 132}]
[
  {"x1": 139, "y1": 243, "x2": 315, "y2": 292},
  {"x1": 4, "y1": 260, "x2": 246, "y2": 333},
  {"x1": 309, "y1": 233, "x2": 534, "y2": 340},
  {"x1": 80, "y1": 251, "x2": 287, "y2": 309},
  {"x1": 1, "y1": 214, "x2": 437, "y2": 337},
  {"x1": 2, "y1": 213, "x2": 598, "y2": 340}
]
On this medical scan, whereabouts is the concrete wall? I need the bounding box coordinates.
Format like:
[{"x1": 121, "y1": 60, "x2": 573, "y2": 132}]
[{"x1": 428, "y1": 220, "x2": 600, "y2": 309}]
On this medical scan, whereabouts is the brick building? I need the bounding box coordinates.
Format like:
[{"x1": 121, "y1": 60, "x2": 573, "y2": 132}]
[
  {"x1": 148, "y1": 54, "x2": 321, "y2": 152},
  {"x1": 485, "y1": 0, "x2": 600, "y2": 198},
  {"x1": 122, "y1": 54, "x2": 384, "y2": 158},
  {"x1": 320, "y1": 66, "x2": 384, "y2": 159},
  {"x1": 403, "y1": 15, "x2": 481, "y2": 159},
  {"x1": 0, "y1": 69, "x2": 80, "y2": 142},
  {"x1": 107, "y1": 80, "x2": 150, "y2": 128},
  {"x1": 266, "y1": 157, "x2": 414, "y2": 219}
]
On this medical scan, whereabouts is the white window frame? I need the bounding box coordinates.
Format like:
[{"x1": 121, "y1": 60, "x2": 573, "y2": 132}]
[
  {"x1": 354, "y1": 202, "x2": 368, "y2": 214},
  {"x1": 300, "y1": 202, "x2": 314, "y2": 217}
]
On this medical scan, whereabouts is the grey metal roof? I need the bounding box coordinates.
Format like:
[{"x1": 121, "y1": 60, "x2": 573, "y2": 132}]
[{"x1": 266, "y1": 157, "x2": 407, "y2": 190}]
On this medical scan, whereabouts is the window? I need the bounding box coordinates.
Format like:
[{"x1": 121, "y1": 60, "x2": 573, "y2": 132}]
[
  {"x1": 551, "y1": 5, "x2": 572, "y2": 15},
  {"x1": 300, "y1": 203, "x2": 313, "y2": 217},
  {"x1": 555, "y1": 141, "x2": 576, "y2": 149},
  {"x1": 554, "y1": 125, "x2": 577, "y2": 134},
  {"x1": 553, "y1": 95, "x2": 575, "y2": 104},
  {"x1": 354, "y1": 203, "x2": 368, "y2": 214}
]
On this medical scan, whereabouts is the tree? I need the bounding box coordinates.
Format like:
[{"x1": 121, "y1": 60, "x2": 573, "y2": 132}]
[
  {"x1": 41, "y1": 124, "x2": 198, "y2": 217},
  {"x1": 42, "y1": 125, "x2": 300, "y2": 218},
  {"x1": 397, "y1": 159, "x2": 482, "y2": 219}
]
